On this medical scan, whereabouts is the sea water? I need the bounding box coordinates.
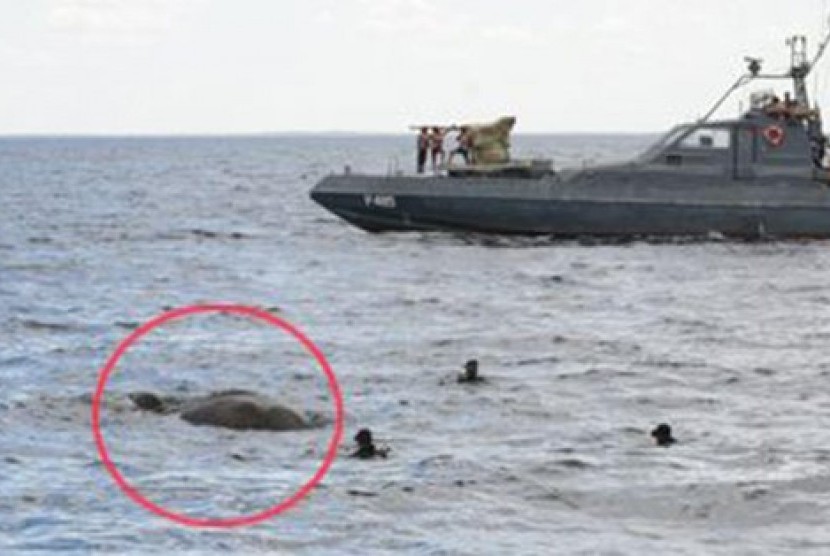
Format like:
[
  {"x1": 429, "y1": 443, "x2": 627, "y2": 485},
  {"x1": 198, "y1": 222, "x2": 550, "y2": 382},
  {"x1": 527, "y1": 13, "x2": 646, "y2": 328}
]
[{"x1": 2, "y1": 134, "x2": 830, "y2": 554}]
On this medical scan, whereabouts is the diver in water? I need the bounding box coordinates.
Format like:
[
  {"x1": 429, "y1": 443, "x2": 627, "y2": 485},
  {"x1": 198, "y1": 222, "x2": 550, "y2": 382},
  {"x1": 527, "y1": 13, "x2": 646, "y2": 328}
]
[
  {"x1": 458, "y1": 359, "x2": 486, "y2": 384},
  {"x1": 651, "y1": 423, "x2": 677, "y2": 447},
  {"x1": 350, "y1": 428, "x2": 389, "y2": 459}
]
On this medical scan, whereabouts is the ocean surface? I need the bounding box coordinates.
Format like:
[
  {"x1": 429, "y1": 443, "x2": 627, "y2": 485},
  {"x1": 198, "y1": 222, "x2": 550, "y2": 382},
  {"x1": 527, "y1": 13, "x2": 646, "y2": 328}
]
[{"x1": 3, "y1": 133, "x2": 830, "y2": 554}]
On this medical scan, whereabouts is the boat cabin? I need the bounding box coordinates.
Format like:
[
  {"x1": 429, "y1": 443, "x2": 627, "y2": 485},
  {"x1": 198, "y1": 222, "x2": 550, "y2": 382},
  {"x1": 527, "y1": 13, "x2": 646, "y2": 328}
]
[{"x1": 639, "y1": 96, "x2": 826, "y2": 181}]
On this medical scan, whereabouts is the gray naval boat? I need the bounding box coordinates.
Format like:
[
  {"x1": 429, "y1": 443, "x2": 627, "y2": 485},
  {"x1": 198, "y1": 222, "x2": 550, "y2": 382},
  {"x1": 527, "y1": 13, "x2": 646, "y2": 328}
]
[{"x1": 311, "y1": 32, "x2": 830, "y2": 239}]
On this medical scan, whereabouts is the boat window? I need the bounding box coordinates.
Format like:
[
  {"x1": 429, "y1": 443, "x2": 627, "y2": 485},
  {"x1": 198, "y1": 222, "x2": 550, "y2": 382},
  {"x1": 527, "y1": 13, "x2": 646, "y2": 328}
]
[
  {"x1": 679, "y1": 128, "x2": 730, "y2": 149},
  {"x1": 637, "y1": 125, "x2": 690, "y2": 161},
  {"x1": 658, "y1": 127, "x2": 690, "y2": 149}
]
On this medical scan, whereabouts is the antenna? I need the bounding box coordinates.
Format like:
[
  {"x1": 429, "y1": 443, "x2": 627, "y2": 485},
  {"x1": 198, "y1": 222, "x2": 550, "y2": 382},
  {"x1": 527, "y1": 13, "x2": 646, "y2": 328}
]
[
  {"x1": 789, "y1": 35, "x2": 810, "y2": 107},
  {"x1": 700, "y1": 27, "x2": 830, "y2": 124},
  {"x1": 808, "y1": 16, "x2": 830, "y2": 71},
  {"x1": 745, "y1": 57, "x2": 762, "y2": 77}
]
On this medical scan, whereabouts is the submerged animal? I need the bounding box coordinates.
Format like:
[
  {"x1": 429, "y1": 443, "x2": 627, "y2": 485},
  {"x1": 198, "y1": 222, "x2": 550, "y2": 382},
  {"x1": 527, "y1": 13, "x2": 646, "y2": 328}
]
[{"x1": 128, "y1": 390, "x2": 309, "y2": 431}]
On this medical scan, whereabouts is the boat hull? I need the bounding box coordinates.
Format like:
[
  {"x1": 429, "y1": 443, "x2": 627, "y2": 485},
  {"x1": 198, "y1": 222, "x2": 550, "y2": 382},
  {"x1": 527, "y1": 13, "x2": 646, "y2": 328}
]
[{"x1": 310, "y1": 172, "x2": 830, "y2": 238}]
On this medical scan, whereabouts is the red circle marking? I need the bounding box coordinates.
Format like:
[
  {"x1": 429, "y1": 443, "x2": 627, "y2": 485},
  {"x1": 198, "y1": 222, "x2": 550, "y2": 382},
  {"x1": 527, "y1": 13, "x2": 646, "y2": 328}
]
[
  {"x1": 91, "y1": 304, "x2": 344, "y2": 528},
  {"x1": 763, "y1": 124, "x2": 785, "y2": 147}
]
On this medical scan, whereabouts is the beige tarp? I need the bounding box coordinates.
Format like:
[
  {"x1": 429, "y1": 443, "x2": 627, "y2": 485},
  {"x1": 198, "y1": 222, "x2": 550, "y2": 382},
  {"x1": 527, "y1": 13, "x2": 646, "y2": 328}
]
[{"x1": 468, "y1": 116, "x2": 516, "y2": 164}]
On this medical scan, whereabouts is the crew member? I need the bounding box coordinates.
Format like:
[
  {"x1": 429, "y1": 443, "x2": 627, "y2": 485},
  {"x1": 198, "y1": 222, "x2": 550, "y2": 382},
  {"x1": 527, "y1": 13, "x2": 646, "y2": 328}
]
[
  {"x1": 811, "y1": 134, "x2": 827, "y2": 168},
  {"x1": 430, "y1": 127, "x2": 446, "y2": 171},
  {"x1": 417, "y1": 127, "x2": 430, "y2": 174},
  {"x1": 448, "y1": 127, "x2": 472, "y2": 165}
]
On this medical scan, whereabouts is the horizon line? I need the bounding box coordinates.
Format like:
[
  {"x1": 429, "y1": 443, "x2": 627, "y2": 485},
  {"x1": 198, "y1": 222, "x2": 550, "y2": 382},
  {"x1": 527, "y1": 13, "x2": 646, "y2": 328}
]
[{"x1": 0, "y1": 129, "x2": 661, "y2": 139}]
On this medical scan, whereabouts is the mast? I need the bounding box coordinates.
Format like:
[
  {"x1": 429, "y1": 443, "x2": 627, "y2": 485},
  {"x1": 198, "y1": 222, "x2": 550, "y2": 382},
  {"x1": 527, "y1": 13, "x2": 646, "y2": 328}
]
[
  {"x1": 796, "y1": 23, "x2": 830, "y2": 140},
  {"x1": 787, "y1": 35, "x2": 823, "y2": 140},
  {"x1": 788, "y1": 35, "x2": 811, "y2": 106}
]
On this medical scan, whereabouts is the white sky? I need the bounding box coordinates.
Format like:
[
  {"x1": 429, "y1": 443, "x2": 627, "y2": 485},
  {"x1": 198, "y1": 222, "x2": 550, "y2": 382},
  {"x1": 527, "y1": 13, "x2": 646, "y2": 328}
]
[{"x1": 2, "y1": 0, "x2": 830, "y2": 134}]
